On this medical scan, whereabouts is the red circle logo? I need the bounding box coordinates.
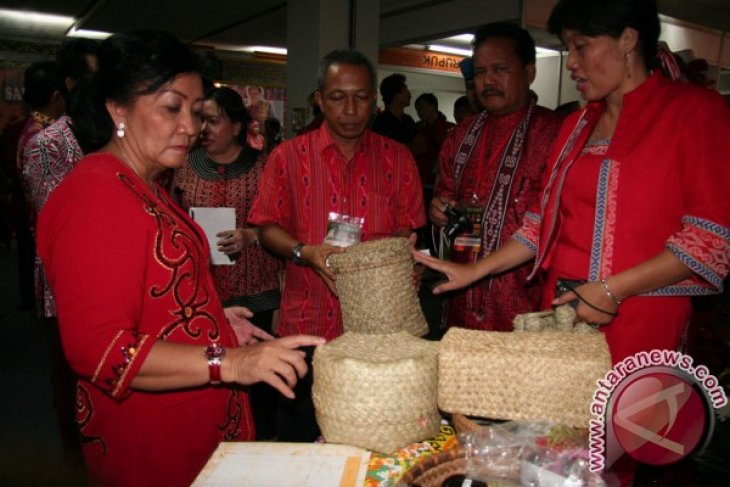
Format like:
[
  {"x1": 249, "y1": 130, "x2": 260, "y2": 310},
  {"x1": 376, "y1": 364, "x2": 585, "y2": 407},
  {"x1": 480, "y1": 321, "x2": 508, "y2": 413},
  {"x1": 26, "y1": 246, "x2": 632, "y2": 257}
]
[{"x1": 612, "y1": 371, "x2": 707, "y2": 465}]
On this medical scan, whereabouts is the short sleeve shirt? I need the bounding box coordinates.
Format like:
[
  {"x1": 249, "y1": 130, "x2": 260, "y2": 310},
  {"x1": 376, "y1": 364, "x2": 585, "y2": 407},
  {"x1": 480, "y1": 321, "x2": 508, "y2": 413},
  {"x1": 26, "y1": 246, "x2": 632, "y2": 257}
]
[{"x1": 248, "y1": 124, "x2": 426, "y2": 340}]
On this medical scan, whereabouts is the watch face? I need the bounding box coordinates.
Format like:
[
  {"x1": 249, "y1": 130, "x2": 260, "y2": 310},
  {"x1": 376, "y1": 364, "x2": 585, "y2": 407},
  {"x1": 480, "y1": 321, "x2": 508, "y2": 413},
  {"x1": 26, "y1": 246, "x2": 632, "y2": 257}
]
[{"x1": 206, "y1": 344, "x2": 225, "y2": 359}]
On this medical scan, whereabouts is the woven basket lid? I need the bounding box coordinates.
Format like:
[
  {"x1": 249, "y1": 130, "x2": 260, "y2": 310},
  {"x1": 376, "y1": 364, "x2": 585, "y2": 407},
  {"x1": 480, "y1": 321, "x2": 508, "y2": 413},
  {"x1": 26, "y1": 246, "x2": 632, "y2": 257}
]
[
  {"x1": 326, "y1": 237, "x2": 428, "y2": 336},
  {"x1": 327, "y1": 237, "x2": 411, "y2": 273},
  {"x1": 313, "y1": 332, "x2": 440, "y2": 453},
  {"x1": 438, "y1": 328, "x2": 611, "y2": 428}
]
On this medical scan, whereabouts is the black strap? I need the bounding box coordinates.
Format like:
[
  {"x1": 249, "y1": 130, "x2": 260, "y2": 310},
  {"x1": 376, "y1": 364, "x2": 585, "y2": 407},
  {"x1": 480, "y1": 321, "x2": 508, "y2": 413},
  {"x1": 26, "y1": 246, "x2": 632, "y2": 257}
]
[{"x1": 561, "y1": 281, "x2": 618, "y2": 318}]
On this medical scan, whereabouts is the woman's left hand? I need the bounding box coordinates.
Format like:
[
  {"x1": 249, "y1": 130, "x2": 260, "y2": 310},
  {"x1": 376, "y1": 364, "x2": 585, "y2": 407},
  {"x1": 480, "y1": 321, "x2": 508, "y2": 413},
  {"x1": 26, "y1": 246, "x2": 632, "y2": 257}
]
[
  {"x1": 224, "y1": 306, "x2": 274, "y2": 345},
  {"x1": 216, "y1": 228, "x2": 258, "y2": 255},
  {"x1": 552, "y1": 281, "x2": 618, "y2": 326}
]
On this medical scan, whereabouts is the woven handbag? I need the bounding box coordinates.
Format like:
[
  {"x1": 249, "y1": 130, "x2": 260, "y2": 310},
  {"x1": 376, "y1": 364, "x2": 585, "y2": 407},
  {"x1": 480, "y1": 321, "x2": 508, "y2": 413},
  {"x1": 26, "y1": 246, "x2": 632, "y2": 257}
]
[
  {"x1": 312, "y1": 332, "x2": 440, "y2": 453},
  {"x1": 438, "y1": 328, "x2": 611, "y2": 428},
  {"x1": 326, "y1": 237, "x2": 428, "y2": 336}
]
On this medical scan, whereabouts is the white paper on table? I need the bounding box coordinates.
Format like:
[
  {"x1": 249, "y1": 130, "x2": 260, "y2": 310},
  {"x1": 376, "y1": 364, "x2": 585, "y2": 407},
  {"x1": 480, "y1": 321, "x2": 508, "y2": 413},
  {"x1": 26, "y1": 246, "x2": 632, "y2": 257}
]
[
  {"x1": 188, "y1": 207, "x2": 236, "y2": 266},
  {"x1": 192, "y1": 442, "x2": 371, "y2": 487}
]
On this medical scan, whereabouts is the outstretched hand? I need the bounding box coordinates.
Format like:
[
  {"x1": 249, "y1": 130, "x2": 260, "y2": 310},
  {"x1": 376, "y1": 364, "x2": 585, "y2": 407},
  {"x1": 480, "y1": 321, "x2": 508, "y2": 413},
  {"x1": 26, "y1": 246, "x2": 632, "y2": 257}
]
[
  {"x1": 411, "y1": 249, "x2": 481, "y2": 294},
  {"x1": 225, "y1": 335, "x2": 326, "y2": 399},
  {"x1": 224, "y1": 306, "x2": 274, "y2": 345}
]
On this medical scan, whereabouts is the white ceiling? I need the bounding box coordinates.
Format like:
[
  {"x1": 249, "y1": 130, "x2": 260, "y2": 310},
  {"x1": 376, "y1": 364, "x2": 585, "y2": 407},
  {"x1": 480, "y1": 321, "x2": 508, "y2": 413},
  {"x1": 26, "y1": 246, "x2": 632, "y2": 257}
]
[{"x1": 0, "y1": 0, "x2": 728, "y2": 52}]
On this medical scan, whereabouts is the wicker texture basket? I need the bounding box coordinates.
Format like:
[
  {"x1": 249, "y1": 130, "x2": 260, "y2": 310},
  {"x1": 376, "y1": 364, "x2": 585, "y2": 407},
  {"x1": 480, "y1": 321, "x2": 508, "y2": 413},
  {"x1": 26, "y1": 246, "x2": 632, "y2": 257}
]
[
  {"x1": 327, "y1": 237, "x2": 428, "y2": 336},
  {"x1": 312, "y1": 332, "x2": 440, "y2": 453},
  {"x1": 399, "y1": 447, "x2": 520, "y2": 487},
  {"x1": 438, "y1": 328, "x2": 611, "y2": 428}
]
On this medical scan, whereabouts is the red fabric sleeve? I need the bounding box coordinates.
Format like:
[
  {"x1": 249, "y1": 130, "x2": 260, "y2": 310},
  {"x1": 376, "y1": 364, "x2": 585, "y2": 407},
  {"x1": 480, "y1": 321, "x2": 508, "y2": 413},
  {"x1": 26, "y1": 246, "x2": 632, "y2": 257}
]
[
  {"x1": 38, "y1": 174, "x2": 156, "y2": 399},
  {"x1": 666, "y1": 87, "x2": 730, "y2": 289},
  {"x1": 435, "y1": 127, "x2": 460, "y2": 200},
  {"x1": 396, "y1": 147, "x2": 427, "y2": 231},
  {"x1": 247, "y1": 145, "x2": 292, "y2": 232}
]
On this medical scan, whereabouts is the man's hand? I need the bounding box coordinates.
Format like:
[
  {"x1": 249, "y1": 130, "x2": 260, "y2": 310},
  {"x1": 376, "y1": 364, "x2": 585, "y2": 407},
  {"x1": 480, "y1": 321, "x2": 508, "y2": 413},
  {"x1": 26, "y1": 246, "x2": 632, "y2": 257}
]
[
  {"x1": 300, "y1": 244, "x2": 346, "y2": 295},
  {"x1": 224, "y1": 306, "x2": 274, "y2": 345},
  {"x1": 429, "y1": 196, "x2": 456, "y2": 228}
]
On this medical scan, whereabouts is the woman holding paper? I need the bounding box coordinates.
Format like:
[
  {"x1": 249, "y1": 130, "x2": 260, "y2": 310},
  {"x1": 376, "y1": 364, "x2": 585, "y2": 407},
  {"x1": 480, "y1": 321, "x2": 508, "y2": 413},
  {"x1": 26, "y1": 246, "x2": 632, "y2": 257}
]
[
  {"x1": 36, "y1": 31, "x2": 322, "y2": 487},
  {"x1": 173, "y1": 86, "x2": 282, "y2": 438},
  {"x1": 173, "y1": 87, "x2": 280, "y2": 324}
]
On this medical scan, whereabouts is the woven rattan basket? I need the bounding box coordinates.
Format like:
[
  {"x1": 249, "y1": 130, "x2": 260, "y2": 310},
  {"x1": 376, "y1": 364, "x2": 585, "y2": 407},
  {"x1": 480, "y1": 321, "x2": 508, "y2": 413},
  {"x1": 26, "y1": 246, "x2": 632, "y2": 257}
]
[
  {"x1": 312, "y1": 332, "x2": 440, "y2": 453},
  {"x1": 438, "y1": 328, "x2": 611, "y2": 428},
  {"x1": 326, "y1": 237, "x2": 428, "y2": 336}
]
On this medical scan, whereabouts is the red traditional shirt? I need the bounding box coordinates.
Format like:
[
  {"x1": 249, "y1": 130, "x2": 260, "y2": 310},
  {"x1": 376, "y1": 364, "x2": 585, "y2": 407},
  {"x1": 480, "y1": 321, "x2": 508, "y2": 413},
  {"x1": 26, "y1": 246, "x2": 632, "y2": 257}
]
[
  {"x1": 248, "y1": 124, "x2": 426, "y2": 340},
  {"x1": 436, "y1": 105, "x2": 562, "y2": 331},
  {"x1": 37, "y1": 153, "x2": 253, "y2": 487},
  {"x1": 514, "y1": 71, "x2": 730, "y2": 363},
  {"x1": 173, "y1": 147, "x2": 280, "y2": 311}
]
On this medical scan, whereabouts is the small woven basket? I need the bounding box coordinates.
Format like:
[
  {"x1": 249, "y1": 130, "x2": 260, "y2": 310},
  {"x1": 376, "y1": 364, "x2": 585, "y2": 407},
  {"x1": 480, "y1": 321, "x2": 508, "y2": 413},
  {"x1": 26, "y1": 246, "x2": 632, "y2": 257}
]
[
  {"x1": 399, "y1": 447, "x2": 521, "y2": 487},
  {"x1": 438, "y1": 328, "x2": 611, "y2": 428},
  {"x1": 327, "y1": 237, "x2": 428, "y2": 336},
  {"x1": 312, "y1": 332, "x2": 440, "y2": 454},
  {"x1": 398, "y1": 447, "x2": 468, "y2": 486}
]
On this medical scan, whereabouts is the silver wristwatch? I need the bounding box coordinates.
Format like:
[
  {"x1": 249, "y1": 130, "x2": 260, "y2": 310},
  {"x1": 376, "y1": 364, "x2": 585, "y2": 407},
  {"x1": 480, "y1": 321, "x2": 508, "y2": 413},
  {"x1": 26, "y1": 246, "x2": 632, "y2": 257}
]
[{"x1": 292, "y1": 243, "x2": 305, "y2": 265}]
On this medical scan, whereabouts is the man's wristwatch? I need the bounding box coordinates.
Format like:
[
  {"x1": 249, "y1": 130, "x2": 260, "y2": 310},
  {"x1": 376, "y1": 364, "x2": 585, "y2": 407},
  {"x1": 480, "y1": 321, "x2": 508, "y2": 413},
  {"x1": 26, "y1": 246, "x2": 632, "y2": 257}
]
[
  {"x1": 292, "y1": 243, "x2": 305, "y2": 266},
  {"x1": 204, "y1": 343, "x2": 225, "y2": 385}
]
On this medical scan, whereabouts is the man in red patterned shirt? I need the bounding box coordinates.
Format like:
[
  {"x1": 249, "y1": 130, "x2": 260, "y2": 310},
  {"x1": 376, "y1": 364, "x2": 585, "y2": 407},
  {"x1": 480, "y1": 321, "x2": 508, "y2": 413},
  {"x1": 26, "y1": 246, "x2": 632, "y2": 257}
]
[
  {"x1": 430, "y1": 22, "x2": 563, "y2": 332},
  {"x1": 248, "y1": 49, "x2": 425, "y2": 441}
]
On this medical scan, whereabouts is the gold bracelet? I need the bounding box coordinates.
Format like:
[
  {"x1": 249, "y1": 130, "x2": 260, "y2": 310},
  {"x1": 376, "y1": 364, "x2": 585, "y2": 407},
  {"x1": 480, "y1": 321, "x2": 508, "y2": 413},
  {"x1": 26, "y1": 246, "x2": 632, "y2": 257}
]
[{"x1": 600, "y1": 279, "x2": 622, "y2": 305}]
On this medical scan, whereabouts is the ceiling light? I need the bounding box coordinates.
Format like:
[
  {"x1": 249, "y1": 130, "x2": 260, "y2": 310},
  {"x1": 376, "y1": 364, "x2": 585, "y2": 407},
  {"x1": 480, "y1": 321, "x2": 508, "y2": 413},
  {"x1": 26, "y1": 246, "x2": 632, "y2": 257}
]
[
  {"x1": 0, "y1": 8, "x2": 73, "y2": 28},
  {"x1": 536, "y1": 47, "x2": 560, "y2": 57},
  {"x1": 235, "y1": 45, "x2": 287, "y2": 55},
  {"x1": 426, "y1": 44, "x2": 472, "y2": 57},
  {"x1": 67, "y1": 27, "x2": 111, "y2": 39},
  {"x1": 446, "y1": 33, "x2": 475, "y2": 44}
]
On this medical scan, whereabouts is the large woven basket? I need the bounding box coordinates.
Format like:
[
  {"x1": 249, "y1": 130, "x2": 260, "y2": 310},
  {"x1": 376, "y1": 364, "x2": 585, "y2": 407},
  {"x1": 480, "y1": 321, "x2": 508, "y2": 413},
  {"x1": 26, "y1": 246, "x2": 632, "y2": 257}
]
[
  {"x1": 312, "y1": 332, "x2": 440, "y2": 453},
  {"x1": 438, "y1": 328, "x2": 611, "y2": 428},
  {"x1": 327, "y1": 237, "x2": 428, "y2": 336}
]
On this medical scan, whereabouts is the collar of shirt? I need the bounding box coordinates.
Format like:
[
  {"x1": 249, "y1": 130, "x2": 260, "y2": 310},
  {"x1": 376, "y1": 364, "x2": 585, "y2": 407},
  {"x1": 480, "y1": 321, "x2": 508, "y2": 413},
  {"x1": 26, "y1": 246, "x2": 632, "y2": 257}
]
[{"x1": 315, "y1": 122, "x2": 372, "y2": 160}]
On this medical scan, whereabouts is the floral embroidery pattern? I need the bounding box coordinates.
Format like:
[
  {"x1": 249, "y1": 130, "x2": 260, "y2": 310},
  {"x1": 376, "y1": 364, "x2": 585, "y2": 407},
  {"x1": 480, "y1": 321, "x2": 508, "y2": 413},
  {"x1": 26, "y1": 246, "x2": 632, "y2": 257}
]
[
  {"x1": 76, "y1": 384, "x2": 107, "y2": 456},
  {"x1": 118, "y1": 173, "x2": 220, "y2": 342}
]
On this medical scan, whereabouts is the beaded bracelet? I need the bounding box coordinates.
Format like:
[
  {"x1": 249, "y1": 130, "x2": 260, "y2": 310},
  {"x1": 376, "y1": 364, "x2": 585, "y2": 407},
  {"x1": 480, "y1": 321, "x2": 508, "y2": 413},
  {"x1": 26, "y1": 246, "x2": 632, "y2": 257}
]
[{"x1": 601, "y1": 279, "x2": 622, "y2": 305}]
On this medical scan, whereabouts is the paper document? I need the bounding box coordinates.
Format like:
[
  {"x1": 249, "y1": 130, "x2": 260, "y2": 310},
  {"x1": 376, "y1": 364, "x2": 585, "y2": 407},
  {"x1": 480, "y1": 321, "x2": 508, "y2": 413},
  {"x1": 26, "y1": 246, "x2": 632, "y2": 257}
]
[
  {"x1": 192, "y1": 442, "x2": 371, "y2": 487},
  {"x1": 188, "y1": 207, "x2": 236, "y2": 265}
]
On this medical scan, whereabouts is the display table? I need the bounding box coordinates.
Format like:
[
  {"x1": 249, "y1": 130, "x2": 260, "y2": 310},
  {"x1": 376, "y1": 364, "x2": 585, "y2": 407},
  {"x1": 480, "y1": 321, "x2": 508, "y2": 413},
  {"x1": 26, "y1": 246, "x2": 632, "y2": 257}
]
[
  {"x1": 192, "y1": 423, "x2": 458, "y2": 486},
  {"x1": 365, "y1": 423, "x2": 458, "y2": 486}
]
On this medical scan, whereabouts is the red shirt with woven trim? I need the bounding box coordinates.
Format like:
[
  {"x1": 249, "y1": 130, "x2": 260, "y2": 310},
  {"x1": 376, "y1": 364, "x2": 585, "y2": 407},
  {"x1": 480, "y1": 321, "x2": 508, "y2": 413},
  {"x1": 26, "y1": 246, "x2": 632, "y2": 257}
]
[
  {"x1": 436, "y1": 106, "x2": 562, "y2": 331},
  {"x1": 248, "y1": 124, "x2": 426, "y2": 340}
]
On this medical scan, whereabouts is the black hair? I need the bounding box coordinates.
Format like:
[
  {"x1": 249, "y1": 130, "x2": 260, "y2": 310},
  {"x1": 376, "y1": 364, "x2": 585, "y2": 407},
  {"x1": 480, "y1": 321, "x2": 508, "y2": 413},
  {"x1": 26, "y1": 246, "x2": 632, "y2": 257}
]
[
  {"x1": 415, "y1": 92, "x2": 438, "y2": 109},
  {"x1": 548, "y1": 0, "x2": 660, "y2": 69},
  {"x1": 22, "y1": 61, "x2": 64, "y2": 110},
  {"x1": 206, "y1": 86, "x2": 250, "y2": 146},
  {"x1": 264, "y1": 117, "x2": 281, "y2": 130},
  {"x1": 473, "y1": 22, "x2": 536, "y2": 65},
  {"x1": 453, "y1": 95, "x2": 472, "y2": 112},
  {"x1": 316, "y1": 49, "x2": 376, "y2": 92},
  {"x1": 66, "y1": 74, "x2": 106, "y2": 154},
  {"x1": 74, "y1": 30, "x2": 203, "y2": 148},
  {"x1": 379, "y1": 73, "x2": 407, "y2": 106},
  {"x1": 56, "y1": 38, "x2": 99, "y2": 82}
]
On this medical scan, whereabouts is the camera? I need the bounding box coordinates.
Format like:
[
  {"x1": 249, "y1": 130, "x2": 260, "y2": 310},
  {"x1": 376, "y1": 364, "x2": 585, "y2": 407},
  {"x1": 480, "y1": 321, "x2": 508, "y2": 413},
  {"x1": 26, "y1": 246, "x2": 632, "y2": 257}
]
[{"x1": 443, "y1": 204, "x2": 473, "y2": 242}]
